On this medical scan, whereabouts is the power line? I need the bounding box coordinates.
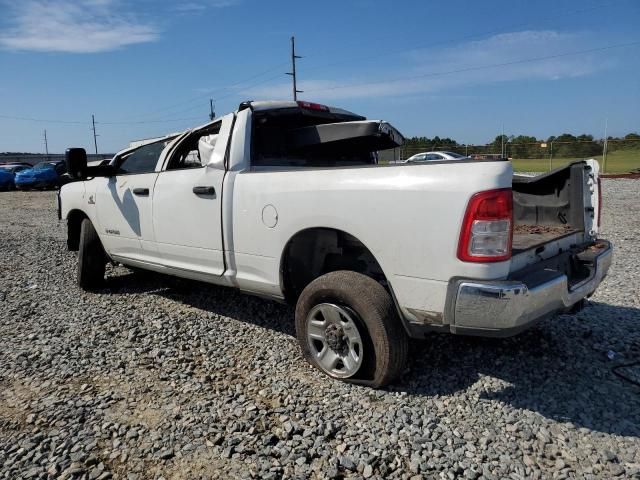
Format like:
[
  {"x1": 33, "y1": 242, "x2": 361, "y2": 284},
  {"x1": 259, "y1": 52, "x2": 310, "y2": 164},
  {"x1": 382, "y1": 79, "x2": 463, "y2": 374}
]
[
  {"x1": 0, "y1": 112, "x2": 210, "y2": 127},
  {"x1": 117, "y1": 62, "x2": 289, "y2": 121},
  {"x1": 97, "y1": 115, "x2": 204, "y2": 125},
  {"x1": 213, "y1": 72, "x2": 286, "y2": 101},
  {"x1": 3, "y1": 41, "x2": 637, "y2": 128},
  {"x1": 303, "y1": 41, "x2": 640, "y2": 94},
  {"x1": 0, "y1": 114, "x2": 87, "y2": 125},
  {"x1": 298, "y1": 0, "x2": 619, "y2": 75},
  {"x1": 95, "y1": 68, "x2": 287, "y2": 124},
  {"x1": 150, "y1": 70, "x2": 285, "y2": 114}
]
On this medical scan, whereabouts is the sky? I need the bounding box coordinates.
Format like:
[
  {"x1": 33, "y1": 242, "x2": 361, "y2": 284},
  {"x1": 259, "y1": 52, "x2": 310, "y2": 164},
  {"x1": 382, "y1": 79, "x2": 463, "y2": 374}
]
[{"x1": 0, "y1": 0, "x2": 639, "y2": 153}]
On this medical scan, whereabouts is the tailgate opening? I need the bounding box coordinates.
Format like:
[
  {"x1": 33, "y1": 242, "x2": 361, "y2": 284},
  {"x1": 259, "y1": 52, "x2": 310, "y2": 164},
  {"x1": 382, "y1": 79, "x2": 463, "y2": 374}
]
[{"x1": 511, "y1": 161, "x2": 595, "y2": 255}]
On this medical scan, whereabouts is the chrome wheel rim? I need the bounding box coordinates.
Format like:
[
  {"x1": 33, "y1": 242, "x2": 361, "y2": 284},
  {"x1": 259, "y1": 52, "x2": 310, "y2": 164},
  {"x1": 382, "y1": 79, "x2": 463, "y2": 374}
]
[{"x1": 306, "y1": 303, "x2": 364, "y2": 378}]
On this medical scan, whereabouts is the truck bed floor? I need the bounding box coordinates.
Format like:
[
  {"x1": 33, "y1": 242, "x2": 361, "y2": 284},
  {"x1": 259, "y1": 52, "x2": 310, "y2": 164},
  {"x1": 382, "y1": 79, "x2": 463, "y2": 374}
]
[{"x1": 512, "y1": 224, "x2": 578, "y2": 253}]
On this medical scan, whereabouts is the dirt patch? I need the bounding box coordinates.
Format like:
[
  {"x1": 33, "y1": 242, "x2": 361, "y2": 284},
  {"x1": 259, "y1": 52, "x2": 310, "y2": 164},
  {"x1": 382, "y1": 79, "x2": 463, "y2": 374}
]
[
  {"x1": 513, "y1": 224, "x2": 575, "y2": 235},
  {"x1": 148, "y1": 450, "x2": 248, "y2": 479},
  {"x1": 0, "y1": 378, "x2": 39, "y2": 426}
]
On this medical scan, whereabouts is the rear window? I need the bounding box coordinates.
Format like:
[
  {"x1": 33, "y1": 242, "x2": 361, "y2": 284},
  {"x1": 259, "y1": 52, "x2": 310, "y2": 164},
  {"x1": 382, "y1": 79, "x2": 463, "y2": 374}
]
[{"x1": 252, "y1": 108, "x2": 379, "y2": 168}]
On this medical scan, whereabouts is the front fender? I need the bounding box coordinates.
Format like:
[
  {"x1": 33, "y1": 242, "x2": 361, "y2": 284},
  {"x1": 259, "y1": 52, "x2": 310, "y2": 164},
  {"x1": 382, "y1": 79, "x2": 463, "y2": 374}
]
[{"x1": 60, "y1": 181, "x2": 87, "y2": 219}]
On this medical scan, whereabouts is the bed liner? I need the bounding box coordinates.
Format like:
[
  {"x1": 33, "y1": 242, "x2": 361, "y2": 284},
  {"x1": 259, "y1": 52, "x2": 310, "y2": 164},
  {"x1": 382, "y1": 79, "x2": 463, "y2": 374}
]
[{"x1": 512, "y1": 224, "x2": 579, "y2": 254}]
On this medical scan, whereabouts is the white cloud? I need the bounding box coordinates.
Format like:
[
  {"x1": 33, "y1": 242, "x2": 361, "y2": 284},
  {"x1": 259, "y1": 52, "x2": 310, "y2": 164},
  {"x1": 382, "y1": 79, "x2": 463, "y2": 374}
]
[
  {"x1": 243, "y1": 30, "x2": 607, "y2": 101},
  {"x1": 172, "y1": 0, "x2": 240, "y2": 13},
  {"x1": 0, "y1": 0, "x2": 159, "y2": 53}
]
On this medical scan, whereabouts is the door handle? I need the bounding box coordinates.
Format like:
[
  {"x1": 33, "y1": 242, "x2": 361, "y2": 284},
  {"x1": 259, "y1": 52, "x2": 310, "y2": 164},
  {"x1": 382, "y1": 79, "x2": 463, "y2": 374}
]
[
  {"x1": 132, "y1": 188, "x2": 149, "y2": 196},
  {"x1": 192, "y1": 186, "x2": 216, "y2": 196}
]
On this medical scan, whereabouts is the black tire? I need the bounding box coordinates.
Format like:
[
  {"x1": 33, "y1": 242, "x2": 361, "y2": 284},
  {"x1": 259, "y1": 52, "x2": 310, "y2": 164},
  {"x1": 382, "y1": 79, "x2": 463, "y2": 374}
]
[
  {"x1": 295, "y1": 271, "x2": 408, "y2": 388},
  {"x1": 77, "y1": 218, "x2": 106, "y2": 290}
]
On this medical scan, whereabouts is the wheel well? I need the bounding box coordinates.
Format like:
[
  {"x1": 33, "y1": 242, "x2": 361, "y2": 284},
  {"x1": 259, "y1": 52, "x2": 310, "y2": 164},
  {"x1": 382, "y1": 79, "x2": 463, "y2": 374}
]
[
  {"x1": 280, "y1": 228, "x2": 388, "y2": 304},
  {"x1": 67, "y1": 210, "x2": 88, "y2": 251}
]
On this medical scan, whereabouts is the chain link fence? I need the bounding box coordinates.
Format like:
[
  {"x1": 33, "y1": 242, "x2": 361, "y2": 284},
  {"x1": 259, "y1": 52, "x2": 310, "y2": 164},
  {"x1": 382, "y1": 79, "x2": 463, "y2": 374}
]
[{"x1": 380, "y1": 139, "x2": 640, "y2": 174}]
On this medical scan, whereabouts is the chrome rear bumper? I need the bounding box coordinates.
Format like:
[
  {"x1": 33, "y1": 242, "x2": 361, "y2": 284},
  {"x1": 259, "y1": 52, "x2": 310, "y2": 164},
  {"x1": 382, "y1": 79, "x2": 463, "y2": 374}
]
[{"x1": 450, "y1": 240, "x2": 612, "y2": 336}]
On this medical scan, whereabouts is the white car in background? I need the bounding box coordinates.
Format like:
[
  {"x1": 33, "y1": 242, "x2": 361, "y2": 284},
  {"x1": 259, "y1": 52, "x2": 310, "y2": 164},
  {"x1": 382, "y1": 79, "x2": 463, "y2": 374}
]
[{"x1": 406, "y1": 151, "x2": 468, "y2": 162}]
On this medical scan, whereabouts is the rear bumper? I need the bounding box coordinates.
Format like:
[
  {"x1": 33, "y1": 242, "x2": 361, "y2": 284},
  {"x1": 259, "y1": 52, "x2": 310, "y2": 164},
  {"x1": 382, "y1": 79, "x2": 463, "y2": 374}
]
[{"x1": 449, "y1": 240, "x2": 612, "y2": 336}]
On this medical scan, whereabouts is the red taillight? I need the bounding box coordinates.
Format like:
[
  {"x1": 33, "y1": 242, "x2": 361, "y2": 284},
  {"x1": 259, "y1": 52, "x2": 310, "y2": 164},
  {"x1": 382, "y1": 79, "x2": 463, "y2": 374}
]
[
  {"x1": 297, "y1": 101, "x2": 330, "y2": 112},
  {"x1": 597, "y1": 176, "x2": 602, "y2": 228},
  {"x1": 457, "y1": 188, "x2": 513, "y2": 262}
]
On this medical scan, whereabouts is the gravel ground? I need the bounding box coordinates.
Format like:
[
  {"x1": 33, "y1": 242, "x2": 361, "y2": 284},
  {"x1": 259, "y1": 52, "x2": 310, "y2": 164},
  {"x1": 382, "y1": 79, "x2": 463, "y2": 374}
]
[{"x1": 1, "y1": 180, "x2": 639, "y2": 480}]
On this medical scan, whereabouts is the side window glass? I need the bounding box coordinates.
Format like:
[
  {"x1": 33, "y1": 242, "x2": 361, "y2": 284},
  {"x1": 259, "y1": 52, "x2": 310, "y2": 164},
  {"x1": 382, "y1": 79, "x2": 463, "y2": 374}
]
[
  {"x1": 118, "y1": 140, "x2": 171, "y2": 175},
  {"x1": 167, "y1": 123, "x2": 221, "y2": 170}
]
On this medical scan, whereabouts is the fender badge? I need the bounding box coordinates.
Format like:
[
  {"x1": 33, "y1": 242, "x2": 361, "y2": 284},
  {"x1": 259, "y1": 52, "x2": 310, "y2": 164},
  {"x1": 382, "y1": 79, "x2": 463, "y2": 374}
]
[{"x1": 88, "y1": 195, "x2": 95, "y2": 205}]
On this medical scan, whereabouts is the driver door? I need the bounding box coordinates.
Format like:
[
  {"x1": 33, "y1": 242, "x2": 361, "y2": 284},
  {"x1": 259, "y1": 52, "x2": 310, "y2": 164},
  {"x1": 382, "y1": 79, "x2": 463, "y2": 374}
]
[{"x1": 95, "y1": 138, "x2": 174, "y2": 262}]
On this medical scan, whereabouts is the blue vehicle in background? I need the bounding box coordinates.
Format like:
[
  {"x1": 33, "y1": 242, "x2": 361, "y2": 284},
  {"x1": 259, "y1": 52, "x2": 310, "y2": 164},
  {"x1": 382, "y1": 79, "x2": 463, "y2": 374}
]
[
  {"x1": 14, "y1": 161, "x2": 68, "y2": 190},
  {"x1": 0, "y1": 163, "x2": 31, "y2": 190}
]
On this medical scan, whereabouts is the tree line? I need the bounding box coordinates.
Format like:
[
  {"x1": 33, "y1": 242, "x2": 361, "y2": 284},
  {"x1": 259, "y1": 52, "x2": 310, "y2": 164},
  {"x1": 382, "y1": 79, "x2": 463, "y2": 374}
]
[{"x1": 404, "y1": 132, "x2": 640, "y2": 159}]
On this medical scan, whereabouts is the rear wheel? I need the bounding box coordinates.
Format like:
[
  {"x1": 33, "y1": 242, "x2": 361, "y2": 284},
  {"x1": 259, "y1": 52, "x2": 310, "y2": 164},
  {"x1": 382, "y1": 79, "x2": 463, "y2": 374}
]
[
  {"x1": 295, "y1": 271, "x2": 408, "y2": 388},
  {"x1": 77, "y1": 219, "x2": 106, "y2": 290}
]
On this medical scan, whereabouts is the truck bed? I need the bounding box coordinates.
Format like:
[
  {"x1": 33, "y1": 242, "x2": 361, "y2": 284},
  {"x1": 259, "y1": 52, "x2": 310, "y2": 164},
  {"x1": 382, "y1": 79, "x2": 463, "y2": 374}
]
[{"x1": 512, "y1": 224, "x2": 579, "y2": 254}]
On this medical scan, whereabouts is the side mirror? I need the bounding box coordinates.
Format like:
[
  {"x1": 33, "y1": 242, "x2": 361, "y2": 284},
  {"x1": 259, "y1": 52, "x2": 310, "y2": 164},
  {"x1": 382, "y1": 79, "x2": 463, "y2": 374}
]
[
  {"x1": 65, "y1": 147, "x2": 115, "y2": 179},
  {"x1": 65, "y1": 148, "x2": 87, "y2": 179}
]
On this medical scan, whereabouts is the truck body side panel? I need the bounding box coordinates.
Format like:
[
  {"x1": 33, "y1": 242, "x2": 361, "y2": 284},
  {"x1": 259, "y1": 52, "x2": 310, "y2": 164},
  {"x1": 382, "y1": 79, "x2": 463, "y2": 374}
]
[{"x1": 229, "y1": 160, "x2": 513, "y2": 317}]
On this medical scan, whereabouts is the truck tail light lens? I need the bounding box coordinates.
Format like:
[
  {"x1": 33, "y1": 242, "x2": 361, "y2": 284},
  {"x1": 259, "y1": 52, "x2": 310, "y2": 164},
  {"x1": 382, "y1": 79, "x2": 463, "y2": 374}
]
[{"x1": 457, "y1": 188, "x2": 513, "y2": 262}]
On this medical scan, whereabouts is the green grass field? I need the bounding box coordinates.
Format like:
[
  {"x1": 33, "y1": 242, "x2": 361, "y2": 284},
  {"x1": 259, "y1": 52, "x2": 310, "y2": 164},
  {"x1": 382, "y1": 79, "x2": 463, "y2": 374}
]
[{"x1": 511, "y1": 149, "x2": 640, "y2": 173}]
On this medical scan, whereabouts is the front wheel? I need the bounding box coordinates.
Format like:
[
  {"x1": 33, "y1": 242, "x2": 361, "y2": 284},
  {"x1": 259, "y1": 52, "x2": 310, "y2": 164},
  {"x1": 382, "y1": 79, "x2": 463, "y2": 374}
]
[
  {"x1": 77, "y1": 218, "x2": 106, "y2": 290},
  {"x1": 295, "y1": 271, "x2": 408, "y2": 388}
]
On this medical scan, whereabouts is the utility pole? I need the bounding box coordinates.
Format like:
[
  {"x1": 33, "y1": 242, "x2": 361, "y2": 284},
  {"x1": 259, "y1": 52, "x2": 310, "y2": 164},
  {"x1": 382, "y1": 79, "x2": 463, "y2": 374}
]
[
  {"x1": 91, "y1": 114, "x2": 98, "y2": 155},
  {"x1": 501, "y1": 124, "x2": 505, "y2": 158},
  {"x1": 209, "y1": 99, "x2": 215, "y2": 121},
  {"x1": 43, "y1": 130, "x2": 49, "y2": 159},
  {"x1": 602, "y1": 118, "x2": 608, "y2": 174},
  {"x1": 286, "y1": 36, "x2": 303, "y2": 101}
]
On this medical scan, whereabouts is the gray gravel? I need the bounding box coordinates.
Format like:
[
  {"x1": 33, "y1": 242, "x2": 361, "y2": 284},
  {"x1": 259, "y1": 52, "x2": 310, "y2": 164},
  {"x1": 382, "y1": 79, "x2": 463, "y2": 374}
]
[{"x1": 1, "y1": 180, "x2": 639, "y2": 479}]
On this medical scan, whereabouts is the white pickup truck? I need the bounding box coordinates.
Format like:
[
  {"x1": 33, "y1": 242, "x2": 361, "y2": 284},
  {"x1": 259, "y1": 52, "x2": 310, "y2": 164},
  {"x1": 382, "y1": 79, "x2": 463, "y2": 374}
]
[{"x1": 59, "y1": 100, "x2": 612, "y2": 387}]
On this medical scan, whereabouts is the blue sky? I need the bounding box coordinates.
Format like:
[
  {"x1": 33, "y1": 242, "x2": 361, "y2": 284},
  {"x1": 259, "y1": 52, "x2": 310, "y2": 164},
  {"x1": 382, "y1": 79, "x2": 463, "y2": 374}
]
[{"x1": 0, "y1": 0, "x2": 638, "y2": 153}]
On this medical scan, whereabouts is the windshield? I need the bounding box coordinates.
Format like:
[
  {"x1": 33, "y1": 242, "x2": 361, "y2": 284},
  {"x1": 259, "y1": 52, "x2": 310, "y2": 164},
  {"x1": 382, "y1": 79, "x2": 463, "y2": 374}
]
[{"x1": 442, "y1": 151, "x2": 466, "y2": 158}]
